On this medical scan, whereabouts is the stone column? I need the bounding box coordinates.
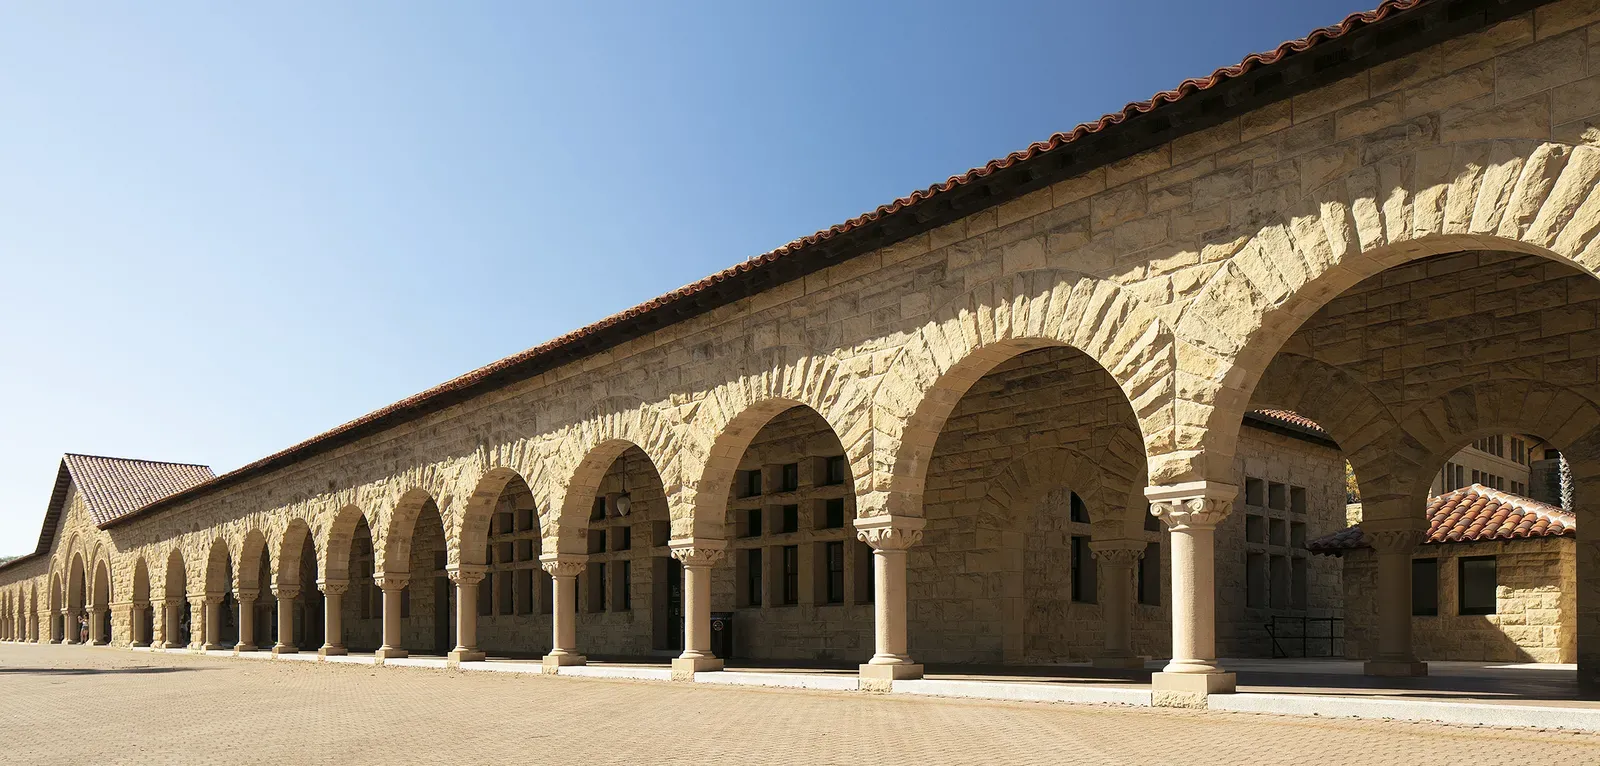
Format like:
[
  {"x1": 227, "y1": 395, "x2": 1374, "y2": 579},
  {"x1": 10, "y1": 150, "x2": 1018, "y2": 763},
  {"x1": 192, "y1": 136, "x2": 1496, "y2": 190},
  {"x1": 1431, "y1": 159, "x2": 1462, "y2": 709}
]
[
  {"x1": 854, "y1": 515, "x2": 925, "y2": 690},
  {"x1": 1089, "y1": 540, "x2": 1147, "y2": 669},
  {"x1": 319, "y1": 579, "x2": 348, "y2": 657},
  {"x1": 88, "y1": 607, "x2": 105, "y2": 645},
  {"x1": 234, "y1": 589, "x2": 258, "y2": 652},
  {"x1": 447, "y1": 565, "x2": 487, "y2": 665},
  {"x1": 373, "y1": 574, "x2": 409, "y2": 662},
  {"x1": 201, "y1": 595, "x2": 224, "y2": 651},
  {"x1": 669, "y1": 539, "x2": 727, "y2": 680},
  {"x1": 161, "y1": 599, "x2": 181, "y2": 649},
  {"x1": 189, "y1": 596, "x2": 208, "y2": 650},
  {"x1": 540, "y1": 554, "x2": 587, "y2": 670},
  {"x1": 1147, "y1": 481, "x2": 1237, "y2": 705},
  {"x1": 273, "y1": 585, "x2": 300, "y2": 655},
  {"x1": 1364, "y1": 520, "x2": 1429, "y2": 677},
  {"x1": 62, "y1": 608, "x2": 76, "y2": 645},
  {"x1": 131, "y1": 601, "x2": 150, "y2": 647}
]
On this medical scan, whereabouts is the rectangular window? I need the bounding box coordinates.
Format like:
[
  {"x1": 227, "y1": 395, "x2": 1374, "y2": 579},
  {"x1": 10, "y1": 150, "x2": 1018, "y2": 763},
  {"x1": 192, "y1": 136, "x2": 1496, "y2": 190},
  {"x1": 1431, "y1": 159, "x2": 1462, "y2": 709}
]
[
  {"x1": 781, "y1": 505, "x2": 799, "y2": 534},
  {"x1": 538, "y1": 570, "x2": 553, "y2": 615},
  {"x1": 1070, "y1": 536, "x2": 1096, "y2": 603},
  {"x1": 478, "y1": 573, "x2": 493, "y2": 616},
  {"x1": 1270, "y1": 555, "x2": 1289, "y2": 609},
  {"x1": 1455, "y1": 464, "x2": 1465, "y2": 490},
  {"x1": 516, "y1": 539, "x2": 534, "y2": 562},
  {"x1": 497, "y1": 570, "x2": 513, "y2": 615},
  {"x1": 824, "y1": 455, "x2": 848, "y2": 486},
  {"x1": 781, "y1": 463, "x2": 799, "y2": 492},
  {"x1": 1290, "y1": 522, "x2": 1307, "y2": 549},
  {"x1": 746, "y1": 549, "x2": 763, "y2": 607},
  {"x1": 1267, "y1": 482, "x2": 1287, "y2": 511},
  {"x1": 1291, "y1": 556, "x2": 1308, "y2": 610},
  {"x1": 517, "y1": 508, "x2": 535, "y2": 531},
  {"x1": 825, "y1": 541, "x2": 845, "y2": 604},
  {"x1": 854, "y1": 541, "x2": 873, "y2": 605},
  {"x1": 1137, "y1": 542, "x2": 1160, "y2": 606},
  {"x1": 588, "y1": 529, "x2": 607, "y2": 555},
  {"x1": 400, "y1": 585, "x2": 411, "y2": 619},
  {"x1": 591, "y1": 497, "x2": 606, "y2": 521},
  {"x1": 1246, "y1": 552, "x2": 1268, "y2": 608},
  {"x1": 1245, "y1": 514, "x2": 1265, "y2": 544},
  {"x1": 1290, "y1": 486, "x2": 1307, "y2": 514},
  {"x1": 1269, "y1": 518, "x2": 1287, "y2": 547},
  {"x1": 516, "y1": 568, "x2": 535, "y2": 614},
  {"x1": 743, "y1": 508, "x2": 763, "y2": 538},
  {"x1": 1244, "y1": 477, "x2": 1265, "y2": 507},
  {"x1": 616, "y1": 560, "x2": 631, "y2": 612},
  {"x1": 740, "y1": 470, "x2": 763, "y2": 498},
  {"x1": 1412, "y1": 558, "x2": 1438, "y2": 616},
  {"x1": 824, "y1": 498, "x2": 846, "y2": 529},
  {"x1": 1459, "y1": 556, "x2": 1497, "y2": 615},
  {"x1": 589, "y1": 563, "x2": 607, "y2": 613},
  {"x1": 781, "y1": 545, "x2": 799, "y2": 605},
  {"x1": 615, "y1": 525, "x2": 632, "y2": 551}
]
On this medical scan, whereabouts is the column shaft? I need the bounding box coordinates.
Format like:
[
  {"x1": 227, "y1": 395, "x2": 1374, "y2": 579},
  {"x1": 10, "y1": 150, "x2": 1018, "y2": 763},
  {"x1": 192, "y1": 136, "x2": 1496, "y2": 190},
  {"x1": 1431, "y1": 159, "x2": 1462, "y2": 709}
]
[
  {"x1": 1364, "y1": 523, "x2": 1428, "y2": 676},
  {"x1": 854, "y1": 516, "x2": 924, "y2": 687},
  {"x1": 274, "y1": 595, "x2": 298, "y2": 654},
  {"x1": 540, "y1": 555, "x2": 586, "y2": 669},
  {"x1": 374, "y1": 576, "x2": 408, "y2": 661},
  {"x1": 320, "y1": 581, "x2": 348, "y2": 657},
  {"x1": 669, "y1": 540, "x2": 726, "y2": 678},
  {"x1": 1147, "y1": 482, "x2": 1236, "y2": 701},
  {"x1": 447, "y1": 567, "x2": 486, "y2": 664},
  {"x1": 237, "y1": 597, "x2": 256, "y2": 651}
]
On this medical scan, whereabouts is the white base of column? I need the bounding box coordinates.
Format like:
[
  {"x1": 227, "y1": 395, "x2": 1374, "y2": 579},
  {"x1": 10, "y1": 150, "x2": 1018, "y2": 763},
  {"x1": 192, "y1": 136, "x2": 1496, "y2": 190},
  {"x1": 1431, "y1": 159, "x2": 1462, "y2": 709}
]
[
  {"x1": 447, "y1": 649, "x2": 487, "y2": 665},
  {"x1": 234, "y1": 643, "x2": 256, "y2": 655},
  {"x1": 542, "y1": 653, "x2": 586, "y2": 672},
  {"x1": 1151, "y1": 671, "x2": 1236, "y2": 708},
  {"x1": 671, "y1": 656, "x2": 723, "y2": 680},
  {"x1": 1092, "y1": 655, "x2": 1148, "y2": 669},
  {"x1": 373, "y1": 647, "x2": 408, "y2": 663},
  {"x1": 319, "y1": 645, "x2": 348, "y2": 657},
  {"x1": 272, "y1": 645, "x2": 299, "y2": 656},
  {"x1": 201, "y1": 643, "x2": 221, "y2": 652},
  {"x1": 1364, "y1": 659, "x2": 1428, "y2": 677},
  {"x1": 859, "y1": 662, "x2": 924, "y2": 692}
]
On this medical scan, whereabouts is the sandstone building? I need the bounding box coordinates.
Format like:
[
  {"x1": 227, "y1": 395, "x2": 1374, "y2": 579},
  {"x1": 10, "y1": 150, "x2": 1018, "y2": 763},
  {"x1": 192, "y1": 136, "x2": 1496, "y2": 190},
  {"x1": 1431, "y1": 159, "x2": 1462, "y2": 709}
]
[{"x1": 5, "y1": 0, "x2": 1600, "y2": 708}]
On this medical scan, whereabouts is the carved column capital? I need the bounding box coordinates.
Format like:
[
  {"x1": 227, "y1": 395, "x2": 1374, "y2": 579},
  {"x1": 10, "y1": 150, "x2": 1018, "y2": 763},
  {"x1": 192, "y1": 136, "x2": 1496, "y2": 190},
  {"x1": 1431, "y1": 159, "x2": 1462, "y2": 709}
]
[
  {"x1": 1365, "y1": 527, "x2": 1426, "y2": 555},
  {"x1": 272, "y1": 586, "x2": 301, "y2": 601},
  {"x1": 234, "y1": 588, "x2": 260, "y2": 603},
  {"x1": 318, "y1": 579, "x2": 350, "y2": 596},
  {"x1": 1145, "y1": 481, "x2": 1237, "y2": 531},
  {"x1": 204, "y1": 593, "x2": 225, "y2": 606},
  {"x1": 372, "y1": 573, "x2": 410, "y2": 592},
  {"x1": 669, "y1": 538, "x2": 727, "y2": 568},
  {"x1": 539, "y1": 554, "x2": 588, "y2": 579},
  {"x1": 447, "y1": 565, "x2": 487, "y2": 586},
  {"x1": 1089, "y1": 540, "x2": 1147, "y2": 567},
  {"x1": 163, "y1": 597, "x2": 185, "y2": 609},
  {"x1": 854, "y1": 515, "x2": 925, "y2": 552}
]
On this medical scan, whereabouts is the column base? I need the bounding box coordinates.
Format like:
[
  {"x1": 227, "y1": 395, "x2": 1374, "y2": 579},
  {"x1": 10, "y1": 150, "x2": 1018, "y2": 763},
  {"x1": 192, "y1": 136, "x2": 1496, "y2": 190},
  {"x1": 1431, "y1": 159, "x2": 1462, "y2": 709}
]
[
  {"x1": 272, "y1": 645, "x2": 299, "y2": 657},
  {"x1": 234, "y1": 644, "x2": 256, "y2": 655},
  {"x1": 319, "y1": 645, "x2": 348, "y2": 657},
  {"x1": 373, "y1": 647, "x2": 408, "y2": 664},
  {"x1": 1364, "y1": 659, "x2": 1428, "y2": 677},
  {"x1": 859, "y1": 662, "x2": 923, "y2": 692},
  {"x1": 447, "y1": 649, "x2": 487, "y2": 665},
  {"x1": 672, "y1": 656, "x2": 723, "y2": 681},
  {"x1": 542, "y1": 652, "x2": 586, "y2": 672},
  {"x1": 131, "y1": 642, "x2": 149, "y2": 649},
  {"x1": 201, "y1": 643, "x2": 222, "y2": 652},
  {"x1": 1151, "y1": 671, "x2": 1236, "y2": 708}
]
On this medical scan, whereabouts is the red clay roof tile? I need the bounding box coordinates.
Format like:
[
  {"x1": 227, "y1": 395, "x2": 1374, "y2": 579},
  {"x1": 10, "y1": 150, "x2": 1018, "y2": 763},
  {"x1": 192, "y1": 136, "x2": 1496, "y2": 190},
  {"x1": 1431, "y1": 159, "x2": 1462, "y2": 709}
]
[{"x1": 1308, "y1": 484, "x2": 1575, "y2": 554}]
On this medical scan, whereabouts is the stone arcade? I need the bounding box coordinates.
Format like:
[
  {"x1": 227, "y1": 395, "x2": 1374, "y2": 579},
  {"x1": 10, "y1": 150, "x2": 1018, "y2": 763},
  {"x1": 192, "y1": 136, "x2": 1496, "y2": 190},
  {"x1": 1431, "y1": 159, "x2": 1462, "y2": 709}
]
[{"x1": 4, "y1": 0, "x2": 1600, "y2": 709}]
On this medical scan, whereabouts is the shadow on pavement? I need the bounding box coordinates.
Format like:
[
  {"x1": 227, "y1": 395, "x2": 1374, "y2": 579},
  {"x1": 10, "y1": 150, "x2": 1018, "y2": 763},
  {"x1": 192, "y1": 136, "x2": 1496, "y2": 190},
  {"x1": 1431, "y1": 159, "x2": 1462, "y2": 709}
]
[{"x1": 0, "y1": 665, "x2": 211, "y2": 676}]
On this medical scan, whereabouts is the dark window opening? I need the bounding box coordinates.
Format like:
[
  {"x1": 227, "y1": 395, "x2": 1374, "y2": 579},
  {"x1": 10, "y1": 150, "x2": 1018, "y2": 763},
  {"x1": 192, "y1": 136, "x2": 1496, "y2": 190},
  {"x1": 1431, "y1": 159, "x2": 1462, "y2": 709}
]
[
  {"x1": 1459, "y1": 556, "x2": 1497, "y2": 615},
  {"x1": 1070, "y1": 536, "x2": 1096, "y2": 604}
]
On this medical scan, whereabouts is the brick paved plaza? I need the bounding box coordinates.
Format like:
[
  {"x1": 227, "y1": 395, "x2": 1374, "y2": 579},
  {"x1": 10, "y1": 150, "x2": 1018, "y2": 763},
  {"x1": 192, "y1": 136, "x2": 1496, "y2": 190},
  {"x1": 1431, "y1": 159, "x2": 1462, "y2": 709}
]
[{"x1": 1, "y1": 644, "x2": 1597, "y2": 765}]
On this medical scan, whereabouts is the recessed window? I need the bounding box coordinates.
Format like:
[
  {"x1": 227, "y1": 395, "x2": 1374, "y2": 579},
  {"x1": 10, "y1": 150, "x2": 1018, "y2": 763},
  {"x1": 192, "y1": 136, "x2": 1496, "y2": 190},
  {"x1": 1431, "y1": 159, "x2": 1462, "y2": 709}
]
[
  {"x1": 825, "y1": 541, "x2": 845, "y2": 604},
  {"x1": 742, "y1": 508, "x2": 763, "y2": 538},
  {"x1": 1137, "y1": 543, "x2": 1160, "y2": 606},
  {"x1": 781, "y1": 545, "x2": 799, "y2": 605},
  {"x1": 1246, "y1": 552, "x2": 1267, "y2": 609},
  {"x1": 1459, "y1": 556, "x2": 1497, "y2": 615},
  {"x1": 1267, "y1": 483, "x2": 1287, "y2": 511},
  {"x1": 1070, "y1": 536, "x2": 1096, "y2": 604},
  {"x1": 1245, "y1": 477, "x2": 1265, "y2": 507},
  {"x1": 516, "y1": 568, "x2": 535, "y2": 615},
  {"x1": 590, "y1": 497, "x2": 606, "y2": 522},
  {"x1": 1290, "y1": 556, "x2": 1307, "y2": 610},
  {"x1": 824, "y1": 498, "x2": 846, "y2": 529},
  {"x1": 739, "y1": 470, "x2": 763, "y2": 498},
  {"x1": 780, "y1": 463, "x2": 799, "y2": 492},
  {"x1": 824, "y1": 455, "x2": 848, "y2": 486},
  {"x1": 1290, "y1": 486, "x2": 1307, "y2": 514},
  {"x1": 1412, "y1": 558, "x2": 1438, "y2": 616},
  {"x1": 781, "y1": 505, "x2": 799, "y2": 534},
  {"x1": 745, "y1": 549, "x2": 763, "y2": 607},
  {"x1": 615, "y1": 560, "x2": 631, "y2": 612},
  {"x1": 614, "y1": 525, "x2": 632, "y2": 552}
]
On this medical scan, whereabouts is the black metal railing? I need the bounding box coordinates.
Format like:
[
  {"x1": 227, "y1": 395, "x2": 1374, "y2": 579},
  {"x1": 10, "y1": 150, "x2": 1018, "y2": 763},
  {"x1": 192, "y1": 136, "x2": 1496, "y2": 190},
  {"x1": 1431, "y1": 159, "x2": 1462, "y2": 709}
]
[{"x1": 1267, "y1": 616, "x2": 1343, "y2": 658}]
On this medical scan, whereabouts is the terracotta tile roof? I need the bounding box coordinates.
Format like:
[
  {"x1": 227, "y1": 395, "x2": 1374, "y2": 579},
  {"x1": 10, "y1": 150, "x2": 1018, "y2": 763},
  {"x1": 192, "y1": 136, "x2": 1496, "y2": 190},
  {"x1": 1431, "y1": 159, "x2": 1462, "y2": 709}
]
[
  {"x1": 61, "y1": 454, "x2": 215, "y2": 526},
  {"x1": 1250, "y1": 409, "x2": 1327, "y2": 434},
  {"x1": 1243, "y1": 409, "x2": 1337, "y2": 448},
  {"x1": 109, "y1": 0, "x2": 1510, "y2": 529},
  {"x1": 1308, "y1": 485, "x2": 1576, "y2": 554}
]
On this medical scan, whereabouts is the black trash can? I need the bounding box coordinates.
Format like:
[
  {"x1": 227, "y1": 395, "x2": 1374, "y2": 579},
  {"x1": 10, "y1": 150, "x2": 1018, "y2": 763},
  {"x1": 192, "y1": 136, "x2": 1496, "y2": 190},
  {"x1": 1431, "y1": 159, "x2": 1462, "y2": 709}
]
[{"x1": 709, "y1": 611, "x2": 735, "y2": 659}]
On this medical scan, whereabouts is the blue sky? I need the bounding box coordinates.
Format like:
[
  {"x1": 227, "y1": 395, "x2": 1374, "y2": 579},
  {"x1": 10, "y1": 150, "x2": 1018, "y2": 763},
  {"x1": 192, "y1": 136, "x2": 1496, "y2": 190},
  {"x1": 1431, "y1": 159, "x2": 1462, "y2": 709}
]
[{"x1": 0, "y1": 0, "x2": 1372, "y2": 555}]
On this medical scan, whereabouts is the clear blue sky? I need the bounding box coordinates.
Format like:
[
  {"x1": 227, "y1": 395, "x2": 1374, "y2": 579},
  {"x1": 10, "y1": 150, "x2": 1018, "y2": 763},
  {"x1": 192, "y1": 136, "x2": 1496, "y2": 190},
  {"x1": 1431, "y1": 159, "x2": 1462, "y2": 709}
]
[{"x1": 0, "y1": 0, "x2": 1372, "y2": 555}]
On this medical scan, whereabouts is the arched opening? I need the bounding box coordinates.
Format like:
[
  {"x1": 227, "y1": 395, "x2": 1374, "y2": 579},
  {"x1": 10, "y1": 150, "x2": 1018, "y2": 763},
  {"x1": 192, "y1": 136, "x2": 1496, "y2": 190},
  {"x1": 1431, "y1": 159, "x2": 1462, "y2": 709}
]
[
  {"x1": 66, "y1": 553, "x2": 86, "y2": 645},
  {"x1": 707, "y1": 403, "x2": 869, "y2": 663},
  {"x1": 569, "y1": 445, "x2": 670, "y2": 659},
  {"x1": 90, "y1": 559, "x2": 112, "y2": 645},
  {"x1": 203, "y1": 540, "x2": 236, "y2": 650},
  {"x1": 901, "y1": 343, "x2": 1158, "y2": 669},
  {"x1": 458, "y1": 469, "x2": 550, "y2": 658},
  {"x1": 1232, "y1": 246, "x2": 1600, "y2": 698},
  {"x1": 381, "y1": 491, "x2": 451, "y2": 657},
  {"x1": 47, "y1": 573, "x2": 61, "y2": 643},
  {"x1": 163, "y1": 549, "x2": 189, "y2": 649},
  {"x1": 277, "y1": 520, "x2": 324, "y2": 652},
  {"x1": 28, "y1": 583, "x2": 39, "y2": 641},
  {"x1": 131, "y1": 557, "x2": 153, "y2": 647},
  {"x1": 338, "y1": 512, "x2": 380, "y2": 652}
]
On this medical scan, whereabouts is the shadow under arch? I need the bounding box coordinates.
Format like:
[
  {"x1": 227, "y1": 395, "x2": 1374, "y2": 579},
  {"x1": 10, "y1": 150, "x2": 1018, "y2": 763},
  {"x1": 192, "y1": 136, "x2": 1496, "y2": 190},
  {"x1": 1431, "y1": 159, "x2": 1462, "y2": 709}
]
[
  {"x1": 872, "y1": 269, "x2": 1170, "y2": 517},
  {"x1": 457, "y1": 466, "x2": 538, "y2": 568}
]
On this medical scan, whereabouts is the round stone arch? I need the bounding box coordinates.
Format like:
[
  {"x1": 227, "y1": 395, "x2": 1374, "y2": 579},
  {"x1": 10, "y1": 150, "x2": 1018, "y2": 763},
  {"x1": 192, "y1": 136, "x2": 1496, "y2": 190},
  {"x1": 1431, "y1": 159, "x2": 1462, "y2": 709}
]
[
  {"x1": 89, "y1": 548, "x2": 114, "y2": 608},
  {"x1": 236, "y1": 528, "x2": 270, "y2": 593},
  {"x1": 1181, "y1": 139, "x2": 1600, "y2": 483},
  {"x1": 376, "y1": 487, "x2": 447, "y2": 577},
  {"x1": 160, "y1": 546, "x2": 190, "y2": 601},
  {"x1": 454, "y1": 461, "x2": 544, "y2": 569},
  {"x1": 202, "y1": 536, "x2": 232, "y2": 598},
  {"x1": 66, "y1": 550, "x2": 87, "y2": 614},
  {"x1": 321, "y1": 503, "x2": 375, "y2": 584},
  {"x1": 980, "y1": 444, "x2": 1137, "y2": 537},
  {"x1": 275, "y1": 517, "x2": 319, "y2": 592},
  {"x1": 541, "y1": 399, "x2": 687, "y2": 555},
  {"x1": 873, "y1": 269, "x2": 1173, "y2": 518},
  {"x1": 683, "y1": 346, "x2": 871, "y2": 540}
]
